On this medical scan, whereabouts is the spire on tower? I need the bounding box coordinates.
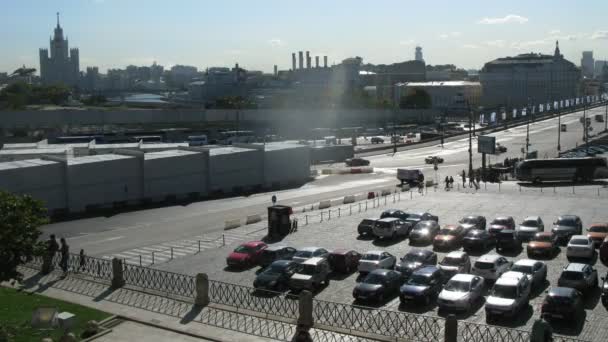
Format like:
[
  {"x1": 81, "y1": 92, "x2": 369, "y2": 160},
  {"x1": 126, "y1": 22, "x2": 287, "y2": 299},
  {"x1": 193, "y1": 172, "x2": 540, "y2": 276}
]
[
  {"x1": 554, "y1": 40, "x2": 561, "y2": 58},
  {"x1": 56, "y1": 12, "x2": 60, "y2": 27}
]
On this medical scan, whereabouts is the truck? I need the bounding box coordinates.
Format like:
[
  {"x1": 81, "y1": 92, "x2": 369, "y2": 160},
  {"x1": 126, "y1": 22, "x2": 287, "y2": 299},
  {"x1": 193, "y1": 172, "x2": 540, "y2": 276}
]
[
  {"x1": 595, "y1": 114, "x2": 604, "y2": 123},
  {"x1": 397, "y1": 169, "x2": 423, "y2": 187}
]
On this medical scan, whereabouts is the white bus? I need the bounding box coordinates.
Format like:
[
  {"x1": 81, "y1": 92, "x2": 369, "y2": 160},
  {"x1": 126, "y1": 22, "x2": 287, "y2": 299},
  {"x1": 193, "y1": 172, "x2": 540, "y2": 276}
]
[
  {"x1": 515, "y1": 157, "x2": 608, "y2": 183},
  {"x1": 187, "y1": 135, "x2": 208, "y2": 146}
]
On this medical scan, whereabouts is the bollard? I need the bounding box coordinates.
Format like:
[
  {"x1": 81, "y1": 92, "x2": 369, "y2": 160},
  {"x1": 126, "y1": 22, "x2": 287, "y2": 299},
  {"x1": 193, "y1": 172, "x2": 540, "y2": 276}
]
[
  {"x1": 198, "y1": 240, "x2": 201, "y2": 253},
  {"x1": 139, "y1": 255, "x2": 142, "y2": 266},
  {"x1": 359, "y1": 203, "x2": 361, "y2": 213},
  {"x1": 398, "y1": 192, "x2": 401, "y2": 201},
  {"x1": 599, "y1": 188, "x2": 601, "y2": 197},
  {"x1": 329, "y1": 210, "x2": 331, "y2": 220},
  {"x1": 485, "y1": 182, "x2": 487, "y2": 190},
  {"x1": 320, "y1": 212, "x2": 324, "y2": 222},
  {"x1": 519, "y1": 185, "x2": 521, "y2": 192},
  {"x1": 365, "y1": 202, "x2": 368, "y2": 210},
  {"x1": 297, "y1": 290, "x2": 314, "y2": 328},
  {"x1": 305, "y1": 215, "x2": 308, "y2": 225},
  {"x1": 410, "y1": 191, "x2": 413, "y2": 199},
  {"x1": 541, "y1": 186, "x2": 543, "y2": 193},
  {"x1": 393, "y1": 193, "x2": 396, "y2": 203},
  {"x1": 444, "y1": 314, "x2": 457, "y2": 342},
  {"x1": 350, "y1": 206, "x2": 352, "y2": 215},
  {"x1": 152, "y1": 252, "x2": 155, "y2": 265},
  {"x1": 554, "y1": 187, "x2": 556, "y2": 194},
  {"x1": 171, "y1": 247, "x2": 174, "y2": 260},
  {"x1": 498, "y1": 183, "x2": 500, "y2": 192},
  {"x1": 338, "y1": 208, "x2": 341, "y2": 217},
  {"x1": 111, "y1": 257, "x2": 125, "y2": 289},
  {"x1": 194, "y1": 273, "x2": 210, "y2": 307},
  {"x1": 384, "y1": 196, "x2": 387, "y2": 205},
  {"x1": 572, "y1": 186, "x2": 575, "y2": 194}
]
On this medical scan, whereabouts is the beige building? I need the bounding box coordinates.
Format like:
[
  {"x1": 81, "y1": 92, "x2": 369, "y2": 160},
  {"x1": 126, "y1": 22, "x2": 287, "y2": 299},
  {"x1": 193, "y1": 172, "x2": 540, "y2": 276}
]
[{"x1": 395, "y1": 81, "x2": 482, "y2": 111}]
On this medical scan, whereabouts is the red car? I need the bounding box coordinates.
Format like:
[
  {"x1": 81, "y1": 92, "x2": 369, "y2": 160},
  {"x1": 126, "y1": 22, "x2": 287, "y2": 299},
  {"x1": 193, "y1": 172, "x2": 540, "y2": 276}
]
[
  {"x1": 328, "y1": 249, "x2": 361, "y2": 273},
  {"x1": 226, "y1": 241, "x2": 267, "y2": 268}
]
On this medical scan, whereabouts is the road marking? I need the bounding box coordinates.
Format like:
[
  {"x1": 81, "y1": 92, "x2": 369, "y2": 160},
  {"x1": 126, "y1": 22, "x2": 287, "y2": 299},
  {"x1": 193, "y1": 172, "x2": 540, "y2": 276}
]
[{"x1": 77, "y1": 236, "x2": 124, "y2": 246}]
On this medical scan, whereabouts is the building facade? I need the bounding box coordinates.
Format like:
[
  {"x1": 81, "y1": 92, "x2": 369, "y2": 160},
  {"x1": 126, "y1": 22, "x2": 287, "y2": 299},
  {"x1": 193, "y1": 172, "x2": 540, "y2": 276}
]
[
  {"x1": 39, "y1": 13, "x2": 80, "y2": 87},
  {"x1": 479, "y1": 41, "x2": 580, "y2": 108},
  {"x1": 395, "y1": 81, "x2": 482, "y2": 111},
  {"x1": 415, "y1": 46, "x2": 424, "y2": 63},
  {"x1": 581, "y1": 51, "x2": 594, "y2": 79}
]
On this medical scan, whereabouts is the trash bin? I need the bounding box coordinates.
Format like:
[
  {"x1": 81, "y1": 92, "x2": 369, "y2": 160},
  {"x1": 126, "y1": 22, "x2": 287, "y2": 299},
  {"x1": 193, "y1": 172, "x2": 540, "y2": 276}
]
[{"x1": 268, "y1": 205, "x2": 293, "y2": 239}]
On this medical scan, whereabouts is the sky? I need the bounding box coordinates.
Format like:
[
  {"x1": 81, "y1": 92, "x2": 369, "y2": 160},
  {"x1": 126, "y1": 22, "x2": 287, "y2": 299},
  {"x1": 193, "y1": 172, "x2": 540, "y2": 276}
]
[{"x1": 1, "y1": 0, "x2": 608, "y2": 74}]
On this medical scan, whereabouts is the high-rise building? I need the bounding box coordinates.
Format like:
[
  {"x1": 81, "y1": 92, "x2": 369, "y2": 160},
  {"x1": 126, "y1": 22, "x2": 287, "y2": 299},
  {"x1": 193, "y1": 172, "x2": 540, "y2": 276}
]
[
  {"x1": 594, "y1": 60, "x2": 607, "y2": 79},
  {"x1": 415, "y1": 46, "x2": 424, "y2": 63},
  {"x1": 581, "y1": 51, "x2": 594, "y2": 79},
  {"x1": 39, "y1": 13, "x2": 80, "y2": 86}
]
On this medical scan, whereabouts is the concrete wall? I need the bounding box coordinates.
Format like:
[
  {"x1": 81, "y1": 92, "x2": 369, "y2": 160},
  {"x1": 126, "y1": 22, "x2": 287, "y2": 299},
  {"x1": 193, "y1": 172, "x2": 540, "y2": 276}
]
[
  {"x1": 209, "y1": 147, "x2": 263, "y2": 193},
  {"x1": 0, "y1": 159, "x2": 66, "y2": 211},
  {"x1": 311, "y1": 144, "x2": 354, "y2": 163},
  {"x1": 67, "y1": 155, "x2": 142, "y2": 211},
  {"x1": 143, "y1": 150, "x2": 208, "y2": 200},
  {"x1": 263, "y1": 145, "x2": 310, "y2": 187}
]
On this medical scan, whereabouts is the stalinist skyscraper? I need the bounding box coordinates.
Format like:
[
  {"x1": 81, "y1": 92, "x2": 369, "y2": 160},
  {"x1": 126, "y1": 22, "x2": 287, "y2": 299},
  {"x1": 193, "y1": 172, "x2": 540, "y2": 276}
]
[{"x1": 39, "y1": 13, "x2": 80, "y2": 86}]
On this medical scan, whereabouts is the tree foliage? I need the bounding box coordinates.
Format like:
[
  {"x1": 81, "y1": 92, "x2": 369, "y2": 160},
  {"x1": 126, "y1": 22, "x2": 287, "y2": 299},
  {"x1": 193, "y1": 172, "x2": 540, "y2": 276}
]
[
  {"x1": 400, "y1": 88, "x2": 432, "y2": 109},
  {"x1": 0, "y1": 191, "x2": 48, "y2": 282},
  {"x1": 0, "y1": 82, "x2": 70, "y2": 109}
]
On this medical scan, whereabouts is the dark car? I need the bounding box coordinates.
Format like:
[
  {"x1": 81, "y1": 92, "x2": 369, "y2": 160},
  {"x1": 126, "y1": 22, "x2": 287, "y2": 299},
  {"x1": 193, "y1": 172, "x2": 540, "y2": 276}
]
[
  {"x1": 496, "y1": 143, "x2": 507, "y2": 153},
  {"x1": 552, "y1": 215, "x2": 583, "y2": 244},
  {"x1": 541, "y1": 287, "x2": 585, "y2": 324},
  {"x1": 352, "y1": 269, "x2": 402, "y2": 303},
  {"x1": 463, "y1": 229, "x2": 495, "y2": 252},
  {"x1": 602, "y1": 273, "x2": 608, "y2": 307},
  {"x1": 371, "y1": 137, "x2": 384, "y2": 144},
  {"x1": 259, "y1": 246, "x2": 298, "y2": 267},
  {"x1": 425, "y1": 156, "x2": 444, "y2": 164},
  {"x1": 395, "y1": 249, "x2": 438, "y2": 279},
  {"x1": 328, "y1": 249, "x2": 361, "y2": 273},
  {"x1": 409, "y1": 220, "x2": 441, "y2": 244},
  {"x1": 405, "y1": 212, "x2": 439, "y2": 225},
  {"x1": 253, "y1": 260, "x2": 299, "y2": 291},
  {"x1": 357, "y1": 218, "x2": 378, "y2": 237},
  {"x1": 557, "y1": 263, "x2": 598, "y2": 295},
  {"x1": 433, "y1": 225, "x2": 466, "y2": 250},
  {"x1": 488, "y1": 216, "x2": 516, "y2": 236},
  {"x1": 399, "y1": 266, "x2": 444, "y2": 305},
  {"x1": 495, "y1": 229, "x2": 522, "y2": 252},
  {"x1": 459, "y1": 215, "x2": 487, "y2": 231},
  {"x1": 345, "y1": 158, "x2": 370, "y2": 167},
  {"x1": 527, "y1": 232, "x2": 560, "y2": 258},
  {"x1": 380, "y1": 209, "x2": 409, "y2": 221}
]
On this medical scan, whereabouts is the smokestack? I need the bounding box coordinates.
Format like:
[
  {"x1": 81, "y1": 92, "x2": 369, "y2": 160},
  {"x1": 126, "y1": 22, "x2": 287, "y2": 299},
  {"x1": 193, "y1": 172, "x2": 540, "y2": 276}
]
[
  {"x1": 306, "y1": 51, "x2": 311, "y2": 69},
  {"x1": 324, "y1": 56, "x2": 328, "y2": 68},
  {"x1": 315, "y1": 56, "x2": 320, "y2": 68},
  {"x1": 292, "y1": 53, "x2": 296, "y2": 71},
  {"x1": 298, "y1": 51, "x2": 304, "y2": 69},
  {"x1": 274, "y1": 65, "x2": 278, "y2": 77}
]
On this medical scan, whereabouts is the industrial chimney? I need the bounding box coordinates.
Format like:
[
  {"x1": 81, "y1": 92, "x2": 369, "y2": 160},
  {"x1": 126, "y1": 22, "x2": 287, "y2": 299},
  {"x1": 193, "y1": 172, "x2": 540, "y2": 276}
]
[
  {"x1": 298, "y1": 51, "x2": 304, "y2": 70},
  {"x1": 292, "y1": 53, "x2": 296, "y2": 71},
  {"x1": 323, "y1": 56, "x2": 328, "y2": 68},
  {"x1": 306, "y1": 51, "x2": 311, "y2": 69},
  {"x1": 274, "y1": 65, "x2": 278, "y2": 77},
  {"x1": 315, "y1": 56, "x2": 319, "y2": 68}
]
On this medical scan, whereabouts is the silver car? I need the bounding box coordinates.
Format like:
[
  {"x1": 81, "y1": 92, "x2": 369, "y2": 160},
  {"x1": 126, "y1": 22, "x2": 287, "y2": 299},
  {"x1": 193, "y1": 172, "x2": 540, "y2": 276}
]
[
  {"x1": 516, "y1": 216, "x2": 545, "y2": 241},
  {"x1": 438, "y1": 274, "x2": 485, "y2": 312},
  {"x1": 510, "y1": 259, "x2": 547, "y2": 289},
  {"x1": 373, "y1": 218, "x2": 410, "y2": 239},
  {"x1": 292, "y1": 247, "x2": 329, "y2": 263},
  {"x1": 566, "y1": 235, "x2": 595, "y2": 259},
  {"x1": 358, "y1": 251, "x2": 396, "y2": 274},
  {"x1": 552, "y1": 215, "x2": 583, "y2": 244},
  {"x1": 485, "y1": 271, "x2": 531, "y2": 320}
]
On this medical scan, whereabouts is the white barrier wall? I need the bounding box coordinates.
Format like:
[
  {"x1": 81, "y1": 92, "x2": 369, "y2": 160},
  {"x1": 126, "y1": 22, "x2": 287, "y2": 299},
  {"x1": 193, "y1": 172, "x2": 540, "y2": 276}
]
[
  {"x1": 209, "y1": 146, "x2": 263, "y2": 193},
  {"x1": 262, "y1": 143, "x2": 310, "y2": 187},
  {"x1": 0, "y1": 159, "x2": 66, "y2": 211},
  {"x1": 67, "y1": 154, "x2": 142, "y2": 211},
  {"x1": 143, "y1": 149, "x2": 208, "y2": 200}
]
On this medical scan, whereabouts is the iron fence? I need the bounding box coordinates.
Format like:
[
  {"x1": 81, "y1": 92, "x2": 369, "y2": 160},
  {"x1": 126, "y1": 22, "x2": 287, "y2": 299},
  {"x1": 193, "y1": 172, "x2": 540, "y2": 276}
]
[
  {"x1": 208, "y1": 279, "x2": 298, "y2": 320},
  {"x1": 122, "y1": 263, "x2": 196, "y2": 298},
  {"x1": 457, "y1": 321, "x2": 530, "y2": 342},
  {"x1": 312, "y1": 299, "x2": 443, "y2": 342}
]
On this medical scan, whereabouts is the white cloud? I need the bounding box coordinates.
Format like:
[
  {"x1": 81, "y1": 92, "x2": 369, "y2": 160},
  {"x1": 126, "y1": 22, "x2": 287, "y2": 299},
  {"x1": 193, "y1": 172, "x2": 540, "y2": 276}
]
[
  {"x1": 511, "y1": 40, "x2": 551, "y2": 50},
  {"x1": 462, "y1": 44, "x2": 479, "y2": 49},
  {"x1": 590, "y1": 30, "x2": 608, "y2": 40},
  {"x1": 399, "y1": 39, "x2": 414, "y2": 45},
  {"x1": 478, "y1": 14, "x2": 529, "y2": 25},
  {"x1": 548, "y1": 29, "x2": 561, "y2": 35},
  {"x1": 267, "y1": 38, "x2": 284, "y2": 47},
  {"x1": 225, "y1": 49, "x2": 243, "y2": 55},
  {"x1": 438, "y1": 32, "x2": 462, "y2": 39},
  {"x1": 484, "y1": 40, "x2": 507, "y2": 48}
]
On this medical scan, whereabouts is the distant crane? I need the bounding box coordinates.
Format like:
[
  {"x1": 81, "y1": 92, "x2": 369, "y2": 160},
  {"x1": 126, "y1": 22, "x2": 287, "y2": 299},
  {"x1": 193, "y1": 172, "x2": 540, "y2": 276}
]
[{"x1": 9, "y1": 65, "x2": 36, "y2": 78}]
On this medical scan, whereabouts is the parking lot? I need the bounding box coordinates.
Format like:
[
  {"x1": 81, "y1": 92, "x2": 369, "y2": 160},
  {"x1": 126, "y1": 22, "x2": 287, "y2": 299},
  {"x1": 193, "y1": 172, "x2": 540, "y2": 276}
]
[{"x1": 154, "y1": 183, "x2": 608, "y2": 341}]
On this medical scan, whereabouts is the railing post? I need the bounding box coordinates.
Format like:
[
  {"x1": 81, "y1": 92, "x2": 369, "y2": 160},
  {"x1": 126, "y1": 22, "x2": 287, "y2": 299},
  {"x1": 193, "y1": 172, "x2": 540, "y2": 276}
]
[
  {"x1": 111, "y1": 257, "x2": 125, "y2": 289},
  {"x1": 328, "y1": 210, "x2": 331, "y2": 220},
  {"x1": 359, "y1": 203, "x2": 361, "y2": 213},
  {"x1": 198, "y1": 240, "x2": 201, "y2": 253},
  {"x1": 194, "y1": 273, "x2": 210, "y2": 307},
  {"x1": 139, "y1": 255, "x2": 142, "y2": 266},
  {"x1": 223, "y1": 234, "x2": 225, "y2": 246},
  {"x1": 365, "y1": 202, "x2": 368, "y2": 210},
  {"x1": 530, "y1": 318, "x2": 553, "y2": 342},
  {"x1": 410, "y1": 190, "x2": 413, "y2": 199},
  {"x1": 152, "y1": 251, "x2": 155, "y2": 265},
  {"x1": 350, "y1": 206, "x2": 352, "y2": 215},
  {"x1": 297, "y1": 290, "x2": 314, "y2": 328},
  {"x1": 338, "y1": 208, "x2": 341, "y2": 217},
  {"x1": 444, "y1": 314, "x2": 457, "y2": 342},
  {"x1": 171, "y1": 247, "x2": 174, "y2": 260},
  {"x1": 384, "y1": 196, "x2": 387, "y2": 205},
  {"x1": 305, "y1": 215, "x2": 308, "y2": 225},
  {"x1": 320, "y1": 212, "x2": 324, "y2": 222}
]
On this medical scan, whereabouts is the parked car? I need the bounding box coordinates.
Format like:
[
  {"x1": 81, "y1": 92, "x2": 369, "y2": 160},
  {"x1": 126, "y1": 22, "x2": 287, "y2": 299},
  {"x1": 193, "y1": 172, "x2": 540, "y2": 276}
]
[
  {"x1": 433, "y1": 225, "x2": 466, "y2": 250},
  {"x1": 438, "y1": 251, "x2": 471, "y2": 279},
  {"x1": 541, "y1": 287, "x2": 585, "y2": 324},
  {"x1": 495, "y1": 229, "x2": 522, "y2": 252},
  {"x1": 357, "y1": 218, "x2": 378, "y2": 237},
  {"x1": 516, "y1": 216, "x2": 545, "y2": 241},
  {"x1": 557, "y1": 263, "x2": 598, "y2": 294},
  {"x1": 587, "y1": 223, "x2": 608, "y2": 247},
  {"x1": 399, "y1": 266, "x2": 444, "y2": 305},
  {"x1": 459, "y1": 215, "x2": 487, "y2": 231},
  {"x1": 352, "y1": 269, "x2": 402, "y2": 303},
  {"x1": 425, "y1": 156, "x2": 444, "y2": 164},
  {"x1": 288, "y1": 257, "x2": 331, "y2": 291},
  {"x1": 409, "y1": 220, "x2": 441, "y2": 244},
  {"x1": 405, "y1": 212, "x2": 439, "y2": 225},
  {"x1": 601, "y1": 237, "x2": 608, "y2": 265},
  {"x1": 463, "y1": 229, "x2": 495, "y2": 252},
  {"x1": 371, "y1": 137, "x2": 385, "y2": 144},
  {"x1": 373, "y1": 217, "x2": 411, "y2": 239},
  {"x1": 226, "y1": 241, "x2": 268, "y2": 268},
  {"x1": 438, "y1": 274, "x2": 485, "y2": 312},
  {"x1": 259, "y1": 246, "x2": 298, "y2": 267},
  {"x1": 496, "y1": 143, "x2": 507, "y2": 153},
  {"x1": 485, "y1": 271, "x2": 531, "y2": 321},
  {"x1": 292, "y1": 247, "x2": 329, "y2": 263},
  {"x1": 566, "y1": 235, "x2": 595, "y2": 259},
  {"x1": 358, "y1": 251, "x2": 396, "y2": 274},
  {"x1": 552, "y1": 215, "x2": 583, "y2": 244},
  {"x1": 602, "y1": 273, "x2": 608, "y2": 307},
  {"x1": 328, "y1": 249, "x2": 361, "y2": 273},
  {"x1": 345, "y1": 158, "x2": 370, "y2": 167},
  {"x1": 472, "y1": 254, "x2": 512, "y2": 282},
  {"x1": 254, "y1": 260, "x2": 299, "y2": 290},
  {"x1": 395, "y1": 249, "x2": 438, "y2": 279},
  {"x1": 488, "y1": 216, "x2": 516, "y2": 236},
  {"x1": 380, "y1": 209, "x2": 409, "y2": 221},
  {"x1": 527, "y1": 232, "x2": 560, "y2": 258},
  {"x1": 510, "y1": 259, "x2": 548, "y2": 289}
]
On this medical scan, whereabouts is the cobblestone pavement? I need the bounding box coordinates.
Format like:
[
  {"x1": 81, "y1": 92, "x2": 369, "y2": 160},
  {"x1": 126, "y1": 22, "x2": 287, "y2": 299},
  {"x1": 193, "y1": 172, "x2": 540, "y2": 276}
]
[{"x1": 154, "y1": 182, "x2": 608, "y2": 342}]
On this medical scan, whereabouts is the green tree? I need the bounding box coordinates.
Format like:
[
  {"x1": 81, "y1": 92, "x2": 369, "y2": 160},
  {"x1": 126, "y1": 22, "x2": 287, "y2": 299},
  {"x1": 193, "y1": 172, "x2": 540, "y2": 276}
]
[
  {"x1": 399, "y1": 88, "x2": 432, "y2": 109},
  {"x1": 0, "y1": 191, "x2": 48, "y2": 283}
]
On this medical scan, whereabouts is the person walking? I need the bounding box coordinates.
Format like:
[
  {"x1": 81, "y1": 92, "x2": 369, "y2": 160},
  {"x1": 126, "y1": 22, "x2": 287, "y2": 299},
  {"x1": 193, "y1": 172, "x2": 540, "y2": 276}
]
[
  {"x1": 43, "y1": 234, "x2": 60, "y2": 274},
  {"x1": 449, "y1": 176, "x2": 454, "y2": 189},
  {"x1": 418, "y1": 173, "x2": 425, "y2": 194},
  {"x1": 475, "y1": 169, "x2": 481, "y2": 186},
  {"x1": 60, "y1": 237, "x2": 69, "y2": 276},
  {"x1": 461, "y1": 170, "x2": 466, "y2": 188},
  {"x1": 444, "y1": 176, "x2": 450, "y2": 191},
  {"x1": 79, "y1": 249, "x2": 86, "y2": 272}
]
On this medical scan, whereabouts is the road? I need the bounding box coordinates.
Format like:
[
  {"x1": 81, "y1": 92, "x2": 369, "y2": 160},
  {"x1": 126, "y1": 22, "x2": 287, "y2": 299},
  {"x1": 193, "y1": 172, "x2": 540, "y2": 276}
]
[{"x1": 42, "y1": 105, "x2": 608, "y2": 259}]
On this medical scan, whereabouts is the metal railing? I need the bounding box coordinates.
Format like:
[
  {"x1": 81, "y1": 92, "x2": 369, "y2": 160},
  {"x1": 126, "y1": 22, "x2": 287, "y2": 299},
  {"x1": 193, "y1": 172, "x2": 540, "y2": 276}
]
[
  {"x1": 122, "y1": 262, "x2": 196, "y2": 298},
  {"x1": 457, "y1": 321, "x2": 530, "y2": 342}
]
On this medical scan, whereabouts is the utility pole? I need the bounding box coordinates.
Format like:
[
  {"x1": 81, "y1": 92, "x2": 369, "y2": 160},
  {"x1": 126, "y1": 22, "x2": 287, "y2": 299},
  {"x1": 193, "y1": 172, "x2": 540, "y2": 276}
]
[
  {"x1": 583, "y1": 97, "x2": 588, "y2": 155},
  {"x1": 467, "y1": 100, "x2": 473, "y2": 175},
  {"x1": 393, "y1": 106, "x2": 397, "y2": 154},
  {"x1": 525, "y1": 98, "x2": 531, "y2": 156},
  {"x1": 604, "y1": 95, "x2": 608, "y2": 132}
]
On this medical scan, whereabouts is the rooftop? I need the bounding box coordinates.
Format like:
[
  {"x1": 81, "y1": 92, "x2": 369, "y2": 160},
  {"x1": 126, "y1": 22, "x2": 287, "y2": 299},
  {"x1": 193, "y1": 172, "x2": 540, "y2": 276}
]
[
  {"x1": 0, "y1": 158, "x2": 58, "y2": 171},
  {"x1": 144, "y1": 149, "x2": 201, "y2": 160},
  {"x1": 209, "y1": 146, "x2": 255, "y2": 156},
  {"x1": 451, "y1": 274, "x2": 476, "y2": 282},
  {"x1": 564, "y1": 263, "x2": 587, "y2": 272},
  {"x1": 67, "y1": 154, "x2": 134, "y2": 165},
  {"x1": 514, "y1": 259, "x2": 539, "y2": 267},
  {"x1": 402, "y1": 81, "x2": 481, "y2": 87}
]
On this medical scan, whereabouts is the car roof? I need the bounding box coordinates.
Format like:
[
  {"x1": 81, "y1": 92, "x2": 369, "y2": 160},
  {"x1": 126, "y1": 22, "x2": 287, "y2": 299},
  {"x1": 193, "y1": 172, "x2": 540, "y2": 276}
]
[
  {"x1": 535, "y1": 232, "x2": 553, "y2": 237},
  {"x1": 383, "y1": 209, "x2": 401, "y2": 213},
  {"x1": 243, "y1": 241, "x2": 265, "y2": 247},
  {"x1": 462, "y1": 215, "x2": 482, "y2": 220},
  {"x1": 299, "y1": 247, "x2": 323, "y2": 252},
  {"x1": 558, "y1": 215, "x2": 579, "y2": 220},
  {"x1": 496, "y1": 272, "x2": 525, "y2": 285},
  {"x1": 270, "y1": 260, "x2": 294, "y2": 267},
  {"x1": 477, "y1": 254, "x2": 502, "y2": 262},
  {"x1": 493, "y1": 216, "x2": 513, "y2": 220},
  {"x1": 590, "y1": 223, "x2": 608, "y2": 228},
  {"x1": 548, "y1": 287, "x2": 577, "y2": 297},
  {"x1": 564, "y1": 263, "x2": 588, "y2": 272},
  {"x1": 365, "y1": 250, "x2": 384, "y2": 255},
  {"x1": 442, "y1": 224, "x2": 462, "y2": 230},
  {"x1": 264, "y1": 245, "x2": 289, "y2": 251},
  {"x1": 451, "y1": 273, "x2": 477, "y2": 282},
  {"x1": 570, "y1": 235, "x2": 588, "y2": 240},
  {"x1": 379, "y1": 217, "x2": 401, "y2": 222},
  {"x1": 362, "y1": 218, "x2": 378, "y2": 222},
  {"x1": 514, "y1": 259, "x2": 539, "y2": 267},
  {"x1": 302, "y1": 257, "x2": 326, "y2": 265},
  {"x1": 523, "y1": 216, "x2": 541, "y2": 221},
  {"x1": 369, "y1": 269, "x2": 392, "y2": 276},
  {"x1": 413, "y1": 266, "x2": 440, "y2": 276},
  {"x1": 407, "y1": 249, "x2": 433, "y2": 257},
  {"x1": 330, "y1": 249, "x2": 352, "y2": 255},
  {"x1": 445, "y1": 251, "x2": 467, "y2": 258},
  {"x1": 467, "y1": 229, "x2": 487, "y2": 235}
]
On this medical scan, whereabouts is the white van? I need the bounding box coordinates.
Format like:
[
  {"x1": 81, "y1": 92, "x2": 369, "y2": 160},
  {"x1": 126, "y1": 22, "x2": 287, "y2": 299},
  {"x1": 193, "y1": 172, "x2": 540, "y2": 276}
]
[{"x1": 188, "y1": 135, "x2": 208, "y2": 146}]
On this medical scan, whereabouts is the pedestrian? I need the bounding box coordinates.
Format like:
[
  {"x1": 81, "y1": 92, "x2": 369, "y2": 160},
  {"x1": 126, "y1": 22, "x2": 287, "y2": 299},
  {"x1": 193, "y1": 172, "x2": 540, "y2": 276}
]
[
  {"x1": 42, "y1": 234, "x2": 60, "y2": 274},
  {"x1": 271, "y1": 195, "x2": 277, "y2": 206},
  {"x1": 467, "y1": 170, "x2": 474, "y2": 188},
  {"x1": 444, "y1": 176, "x2": 450, "y2": 191},
  {"x1": 418, "y1": 173, "x2": 425, "y2": 194},
  {"x1": 79, "y1": 249, "x2": 86, "y2": 272},
  {"x1": 461, "y1": 170, "x2": 466, "y2": 188},
  {"x1": 449, "y1": 176, "x2": 454, "y2": 189},
  {"x1": 476, "y1": 169, "x2": 481, "y2": 185},
  {"x1": 60, "y1": 237, "x2": 69, "y2": 276}
]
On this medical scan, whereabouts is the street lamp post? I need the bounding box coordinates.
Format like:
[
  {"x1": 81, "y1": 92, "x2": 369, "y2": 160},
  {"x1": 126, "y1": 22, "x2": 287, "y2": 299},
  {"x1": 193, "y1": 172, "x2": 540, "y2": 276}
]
[
  {"x1": 604, "y1": 96, "x2": 608, "y2": 132},
  {"x1": 525, "y1": 99, "x2": 531, "y2": 157},
  {"x1": 583, "y1": 97, "x2": 588, "y2": 155},
  {"x1": 467, "y1": 100, "x2": 473, "y2": 175}
]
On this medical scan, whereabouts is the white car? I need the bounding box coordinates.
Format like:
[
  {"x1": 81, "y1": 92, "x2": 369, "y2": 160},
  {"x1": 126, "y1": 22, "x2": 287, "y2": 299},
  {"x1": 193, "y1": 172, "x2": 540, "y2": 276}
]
[
  {"x1": 437, "y1": 274, "x2": 485, "y2": 312},
  {"x1": 471, "y1": 254, "x2": 512, "y2": 281},
  {"x1": 510, "y1": 259, "x2": 547, "y2": 289},
  {"x1": 358, "y1": 251, "x2": 396, "y2": 274},
  {"x1": 291, "y1": 247, "x2": 329, "y2": 263},
  {"x1": 485, "y1": 271, "x2": 531, "y2": 320},
  {"x1": 566, "y1": 235, "x2": 595, "y2": 259}
]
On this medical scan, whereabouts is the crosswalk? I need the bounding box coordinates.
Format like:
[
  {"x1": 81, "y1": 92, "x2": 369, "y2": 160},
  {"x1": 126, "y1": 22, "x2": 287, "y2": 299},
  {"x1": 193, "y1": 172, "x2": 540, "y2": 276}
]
[{"x1": 102, "y1": 231, "x2": 252, "y2": 267}]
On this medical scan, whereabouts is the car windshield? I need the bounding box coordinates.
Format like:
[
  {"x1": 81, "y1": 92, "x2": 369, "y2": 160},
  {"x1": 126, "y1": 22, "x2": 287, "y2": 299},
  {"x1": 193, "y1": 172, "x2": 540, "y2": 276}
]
[
  {"x1": 570, "y1": 239, "x2": 589, "y2": 245},
  {"x1": 362, "y1": 253, "x2": 381, "y2": 261},
  {"x1": 444, "y1": 280, "x2": 470, "y2": 292},
  {"x1": 556, "y1": 218, "x2": 576, "y2": 226},
  {"x1": 589, "y1": 226, "x2": 608, "y2": 233},
  {"x1": 460, "y1": 217, "x2": 478, "y2": 224},
  {"x1": 402, "y1": 253, "x2": 424, "y2": 263},
  {"x1": 546, "y1": 295, "x2": 573, "y2": 306},
  {"x1": 440, "y1": 257, "x2": 462, "y2": 266},
  {"x1": 294, "y1": 250, "x2": 313, "y2": 258},
  {"x1": 363, "y1": 273, "x2": 386, "y2": 285},
  {"x1": 439, "y1": 228, "x2": 458, "y2": 235},
  {"x1": 492, "y1": 285, "x2": 517, "y2": 299},
  {"x1": 234, "y1": 245, "x2": 253, "y2": 253},
  {"x1": 376, "y1": 221, "x2": 392, "y2": 229},
  {"x1": 561, "y1": 271, "x2": 583, "y2": 280},
  {"x1": 414, "y1": 222, "x2": 432, "y2": 230},
  {"x1": 511, "y1": 265, "x2": 533, "y2": 274},
  {"x1": 361, "y1": 219, "x2": 375, "y2": 225},
  {"x1": 265, "y1": 263, "x2": 289, "y2": 275},
  {"x1": 407, "y1": 274, "x2": 431, "y2": 286},
  {"x1": 299, "y1": 264, "x2": 317, "y2": 276},
  {"x1": 407, "y1": 214, "x2": 421, "y2": 220},
  {"x1": 522, "y1": 220, "x2": 539, "y2": 227},
  {"x1": 466, "y1": 230, "x2": 484, "y2": 237},
  {"x1": 474, "y1": 261, "x2": 495, "y2": 270},
  {"x1": 492, "y1": 219, "x2": 510, "y2": 226},
  {"x1": 533, "y1": 235, "x2": 552, "y2": 242}
]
